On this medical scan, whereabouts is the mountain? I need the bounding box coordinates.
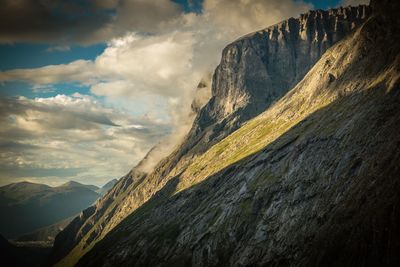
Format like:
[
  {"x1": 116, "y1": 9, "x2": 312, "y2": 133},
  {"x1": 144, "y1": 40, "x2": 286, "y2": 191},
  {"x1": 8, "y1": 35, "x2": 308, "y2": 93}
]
[
  {"x1": 181, "y1": 5, "x2": 371, "y2": 158},
  {"x1": 96, "y1": 179, "x2": 118, "y2": 196},
  {"x1": 48, "y1": 4, "x2": 386, "y2": 267},
  {"x1": 72, "y1": 1, "x2": 400, "y2": 265},
  {"x1": 59, "y1": 181, "x2": 99, "y2": 192},
  {"x1": 0, "y1": 181, "x2": 100, "y2": 238},
  {"x1": 16, "y1": 216, "x2": 74, "y2": 243}
]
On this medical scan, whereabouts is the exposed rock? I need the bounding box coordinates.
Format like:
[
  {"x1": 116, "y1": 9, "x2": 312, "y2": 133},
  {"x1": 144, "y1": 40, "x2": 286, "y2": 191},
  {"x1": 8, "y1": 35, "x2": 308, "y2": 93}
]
[
  {"x1": 182, "y1": 5, "x2": 371, "y2": 158},
  {"x1": 74, "y1": 2, "x2": 400, "y2": 266},
  {"x1": 50, "y1": 4, "x2": 394, "y2": 267}
]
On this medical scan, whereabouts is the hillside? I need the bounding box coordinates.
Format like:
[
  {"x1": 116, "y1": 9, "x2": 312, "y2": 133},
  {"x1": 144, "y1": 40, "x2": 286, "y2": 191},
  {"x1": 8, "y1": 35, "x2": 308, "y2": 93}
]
[
  {"x1": 0, "y1": 234, "x2": 51, "y2": 267},
  {"x1": 52, "y1": 1, "x2": 400, "y2": 266},
  {"x1": 68, "y1": 1, "x2": 400, "y2": 265},
  {"x1": 0, "y1": 181, "x2": 100, "y2": 238},
  {"x1": 47, "y1": 4, "x2": 393, "y2": 267},
  {"x1": 16, "y1": 216, "x2": 74, "y2": 243}
]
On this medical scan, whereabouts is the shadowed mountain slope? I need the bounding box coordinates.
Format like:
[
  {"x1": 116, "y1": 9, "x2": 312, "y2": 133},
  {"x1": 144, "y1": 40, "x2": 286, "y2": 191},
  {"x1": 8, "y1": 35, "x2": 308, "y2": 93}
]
[
  {"x1": 73, "y1": 1, "x2": 400, "y2": 265},
  {"x1": 0, "y1": 234, "x2": 51, "y2": 267},
  {"x1": 50, "y1": 3, "x2": 400, "y2": 266},
  {"x1": 49, "y1": 6, "x2": 372, "y2": 266}
]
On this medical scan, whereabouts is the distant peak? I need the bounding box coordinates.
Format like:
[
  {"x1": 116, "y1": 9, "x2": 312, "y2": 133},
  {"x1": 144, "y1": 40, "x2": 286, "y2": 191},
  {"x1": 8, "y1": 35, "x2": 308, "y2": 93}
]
[
  {"x1": 60, "y1": 180, "x2": 82, "y2": 187},
  {"x1": 58, "y1": 180, "x2": 99, "y2": 191}
]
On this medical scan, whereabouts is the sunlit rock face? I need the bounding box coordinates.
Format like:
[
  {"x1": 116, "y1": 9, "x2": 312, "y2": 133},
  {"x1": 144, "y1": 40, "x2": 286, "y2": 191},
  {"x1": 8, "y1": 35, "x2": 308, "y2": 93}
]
[{"x1": 183, "y1": 5, "x2": 371, "y2": 157}]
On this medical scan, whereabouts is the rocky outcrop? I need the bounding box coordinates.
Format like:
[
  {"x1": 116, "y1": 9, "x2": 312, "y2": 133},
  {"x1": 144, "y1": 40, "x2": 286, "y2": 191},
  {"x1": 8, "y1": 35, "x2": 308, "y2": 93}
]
[
  {"x1": 181, "y1": 5, "x2": 371, "y2": 157},
  {"x1": 50, "y1": 5, "x2": 377, "y2": 266},
  {"x1": 75, "y1": 2, "x2": 400, "y2": 265}
]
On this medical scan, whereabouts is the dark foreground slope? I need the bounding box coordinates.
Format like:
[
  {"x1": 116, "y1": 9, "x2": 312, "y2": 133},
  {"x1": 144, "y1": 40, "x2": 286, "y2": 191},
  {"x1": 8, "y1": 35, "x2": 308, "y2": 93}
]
[
  {"x1": 0, "y1": 234, "x2": 51, "y2": 267},
  {"x1": 50, "y1": 6, "x2": 372, "y2": 266},
  {"x1": 75, "y1": 1, "x2": 400, "y2": 266}
]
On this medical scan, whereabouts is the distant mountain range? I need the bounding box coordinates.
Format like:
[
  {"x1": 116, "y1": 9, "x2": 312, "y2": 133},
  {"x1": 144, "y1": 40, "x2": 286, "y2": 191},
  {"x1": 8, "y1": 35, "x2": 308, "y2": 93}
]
[{"x1": 0, "y1": 179, "x2": 117, "y2": 239}]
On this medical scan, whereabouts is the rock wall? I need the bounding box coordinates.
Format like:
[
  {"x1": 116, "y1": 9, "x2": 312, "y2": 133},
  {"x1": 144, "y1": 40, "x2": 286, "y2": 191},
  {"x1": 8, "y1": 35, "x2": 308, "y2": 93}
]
[
  {"x1": 76, "y1": 5, "x2": 400, "y2": 265},
  {"x1": 50, "y1": 5, "x2": 375, "y2": 266}
]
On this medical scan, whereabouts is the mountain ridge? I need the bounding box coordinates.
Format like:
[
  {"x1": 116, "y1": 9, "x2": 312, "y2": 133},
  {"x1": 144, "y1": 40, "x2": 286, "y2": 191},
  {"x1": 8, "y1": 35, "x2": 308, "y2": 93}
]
[
  {"x1": 0, "y1": 181, "x2": 102, "y2": 238},
  {"x1": 73, "y1": 1, "x2": 400, "y2": 265},
  {"x1": 49, "y1": 4, "x2": 377, "y2": 266}
]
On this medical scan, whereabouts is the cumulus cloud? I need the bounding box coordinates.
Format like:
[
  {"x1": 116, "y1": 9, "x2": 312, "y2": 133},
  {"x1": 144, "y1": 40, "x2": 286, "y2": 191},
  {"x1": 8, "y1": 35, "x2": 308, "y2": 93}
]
[
  {"x1": 0, "y1": 32, "x2": 199, "y2": 98},
  {"x1": 202, "y1": 0, "x2": 311, "y2": 37},
  {"x1": 0, "y1": 94, "x2": 170, "y2": 186},
  {"x1": 0, "y1": 0, "x2": 181, "y2": 44}
]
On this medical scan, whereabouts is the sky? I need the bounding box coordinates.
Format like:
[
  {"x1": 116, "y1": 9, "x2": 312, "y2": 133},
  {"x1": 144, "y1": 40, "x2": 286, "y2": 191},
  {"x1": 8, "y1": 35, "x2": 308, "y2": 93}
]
[{"x1": 0, "y1": 0, "x2": 368, "y2": 187}]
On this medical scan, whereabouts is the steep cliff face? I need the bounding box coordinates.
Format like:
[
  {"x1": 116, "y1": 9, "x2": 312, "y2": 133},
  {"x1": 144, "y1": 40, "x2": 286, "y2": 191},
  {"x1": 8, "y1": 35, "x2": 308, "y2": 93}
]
[
  {"x1": 75, "y1": 2, "x2": 400, "y2": 265},
  {"x1": 50, "y1": 5, "x2": 377, "y2": 266},
  {"x1": 182, "y1": 5, "x2": 371, "y2": 157}
]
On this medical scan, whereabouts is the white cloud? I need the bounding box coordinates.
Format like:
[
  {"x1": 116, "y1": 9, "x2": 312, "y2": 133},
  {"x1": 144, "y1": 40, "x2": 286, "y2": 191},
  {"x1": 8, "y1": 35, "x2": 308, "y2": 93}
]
[
  {"x1": 94, "y1": 32, "x2": 198, "y2": 97},
  {"x1": 202, "y1": 0, "x2": 312, "y2": 37},
  {"x1": 0, "y1": 94, "x2": 170, "y2": 186}
]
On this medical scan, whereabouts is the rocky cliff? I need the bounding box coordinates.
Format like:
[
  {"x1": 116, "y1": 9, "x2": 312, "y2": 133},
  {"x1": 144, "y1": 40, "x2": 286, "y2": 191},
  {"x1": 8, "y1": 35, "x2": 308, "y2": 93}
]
[
  {"x1": 74, "y1": 1, "x2": 400, "y2": 264},
  {"x1": 48, "y1": 3, "x2": 400, "y2": 266},
  {"x1": 181, "y1": 5, "x2": 371, "y2": 158}
]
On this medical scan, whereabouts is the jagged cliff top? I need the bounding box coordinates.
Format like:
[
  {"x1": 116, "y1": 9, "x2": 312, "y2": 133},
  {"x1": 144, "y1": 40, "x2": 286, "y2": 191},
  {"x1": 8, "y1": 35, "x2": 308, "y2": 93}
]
[{"x1": 235, "y1": 5, "x2": 370, "y2": 42}]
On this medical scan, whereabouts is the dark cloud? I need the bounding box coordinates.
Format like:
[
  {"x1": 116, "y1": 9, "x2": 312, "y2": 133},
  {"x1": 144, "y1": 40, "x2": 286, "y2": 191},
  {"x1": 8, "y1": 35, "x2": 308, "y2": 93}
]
[
  {"x1": 0, "y1": 0, "x2": 182, "y2": 44},
  {"x1": 0, "y1": 0, "x2": 112, "y2": 43},
  {"x1": 0, "y1": 141, "x2": 38, "y2": 151}
]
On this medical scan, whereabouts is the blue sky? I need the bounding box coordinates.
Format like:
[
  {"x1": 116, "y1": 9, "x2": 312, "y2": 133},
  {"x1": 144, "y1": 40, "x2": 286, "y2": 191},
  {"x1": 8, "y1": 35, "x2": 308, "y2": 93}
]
[{"x1": 0, "y1": 0, "x2": 367, "y2": 186}]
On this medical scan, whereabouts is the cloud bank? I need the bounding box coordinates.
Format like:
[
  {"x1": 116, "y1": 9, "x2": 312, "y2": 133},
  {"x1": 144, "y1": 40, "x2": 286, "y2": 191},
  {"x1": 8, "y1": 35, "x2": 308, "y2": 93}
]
[
  {"x1": 0, "y1": 0, "x2": 181, "y2": 44},
  {"x1": 0, "y1": 94, "x2": 170, "y2": 186}
]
